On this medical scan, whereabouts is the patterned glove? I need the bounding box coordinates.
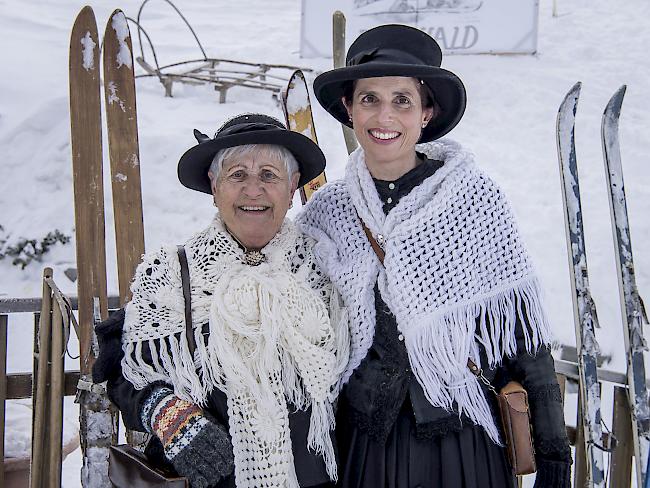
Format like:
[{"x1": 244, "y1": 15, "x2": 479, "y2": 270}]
[{"x1": 141, "y1": 387, "x2": 234, "y2": 488}]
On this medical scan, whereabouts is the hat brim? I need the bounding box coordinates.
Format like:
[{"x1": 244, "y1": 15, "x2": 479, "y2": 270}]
[
  {"x1": 178, "y1": 128, "x2": 326, "y2": 194},
  {"x1": 314, "y1": 63, "x2": 466, "y2": 142}
]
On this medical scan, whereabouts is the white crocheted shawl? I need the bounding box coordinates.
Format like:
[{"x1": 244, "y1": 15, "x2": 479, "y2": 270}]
[
  {"x1": 121, "y1": 216, "x2": 349, "y2": 488},
  {"x1": 296, "y1": 139, "x2": 553, "y2": 444}
]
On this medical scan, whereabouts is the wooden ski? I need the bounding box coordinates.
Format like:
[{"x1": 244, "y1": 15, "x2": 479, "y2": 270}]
[
  {"x1": 601, "y1": 85, "x2": 650, "y2": 487},
  {"x1": 69, "y1": 6, "x2": 117, "y2": 486},
  {"x1": 556, "y1": 82, "x2": 605, "y2": 487},
  {"x1": 282, "y1": 69, "x2": 326, "y2": 203},
  {"x1": 103, "y1": 9, "x2": 145, "y2": 305}
]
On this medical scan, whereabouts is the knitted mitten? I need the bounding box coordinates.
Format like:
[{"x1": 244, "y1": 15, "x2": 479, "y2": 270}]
[
  {"x1": 533, "y1": 459, "x2": 571, "y2": 488},
  {"x1": 141, "y1": 386, "x2": 234, "y2": 488}
]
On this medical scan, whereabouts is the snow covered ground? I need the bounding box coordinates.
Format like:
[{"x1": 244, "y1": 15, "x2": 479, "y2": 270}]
[{"x1": 1, "y1": 0, "x2": 649, "y2": 486}]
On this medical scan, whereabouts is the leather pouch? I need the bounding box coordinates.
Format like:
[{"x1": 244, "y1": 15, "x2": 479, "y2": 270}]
[
  {"x1": 497, "y1": 381, "x2": 536, "y2": 475},
  {"x1": 109, "y1": 445, "x2": 188, "y2": 488}
]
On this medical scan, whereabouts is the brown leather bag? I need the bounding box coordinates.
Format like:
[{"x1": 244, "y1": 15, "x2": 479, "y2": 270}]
[
  {"x1": 108, "y1": 246, "x2": 193, "y2": 487},
  {"x1": 109, "y1": 445, "x2": 188, "y2": 488},
  {"x1": 497, "y1": 381, "x2": 537, "y2": 475},
  {"x1": 359, "y1": 218, "x2": 537, "y2": 476}
]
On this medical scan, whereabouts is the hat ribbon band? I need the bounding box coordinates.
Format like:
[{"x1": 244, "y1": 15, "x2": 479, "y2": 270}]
[
  {"x1": 216, "y1": 122, "x2": 283, "y2": 139},
  {"x1": 347, "y1": 47, "x2": 424, "y2": 67}
]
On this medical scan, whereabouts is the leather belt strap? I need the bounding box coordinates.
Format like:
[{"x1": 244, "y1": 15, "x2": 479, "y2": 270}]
[
  {"x1": 177, "y1": 245, "x2": 196, "y2": 356},
  {"x1": 358, "y1": 217, "x2": 385, "y2": 265}
]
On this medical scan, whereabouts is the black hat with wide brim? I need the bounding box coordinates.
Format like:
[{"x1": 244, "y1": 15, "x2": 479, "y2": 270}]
[
  {"x1": 314, "y1": 24, "x2": 466, "y2": 143},
  {"x1": 178, "y1": 114, "x2": 326, "y2": 194}
]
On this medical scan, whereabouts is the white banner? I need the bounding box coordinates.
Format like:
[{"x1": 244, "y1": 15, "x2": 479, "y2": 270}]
[{"x1": 300, "y1": 0, "x2": 539, "y2": 57}]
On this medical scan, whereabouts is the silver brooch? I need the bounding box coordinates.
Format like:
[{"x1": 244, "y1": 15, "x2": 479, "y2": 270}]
[{"x1": 243, "y1": 250, "x2": 266, "y2": 266}]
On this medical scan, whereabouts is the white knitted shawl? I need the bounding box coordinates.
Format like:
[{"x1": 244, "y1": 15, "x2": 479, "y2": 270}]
[
  {"x1": 121, "y1": 216, "x2": 349, "y2": 488},
  {"x1": 297, "y1": 139, "x2": 553, "y2": 444}
]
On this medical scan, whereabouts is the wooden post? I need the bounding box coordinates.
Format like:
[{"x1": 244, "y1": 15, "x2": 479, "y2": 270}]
[
  {"x1": 332, "y1": 10, "x2": 358, "y2": 155},
  {"x1": 0, "y1": 314, "x2": 7, "y2": 488},
  {"x1": 610, "y1": 385, "x2": 633, "y2": 487},
  {"x1": 574, "y1": 389, "x2": 588, "y2": 488},
  {"x1": 47, "y1": 296, "x2": 65, "y2": 488},
  {"x1": 31, "y1": 268, "x2": 53, "y2": 488}
]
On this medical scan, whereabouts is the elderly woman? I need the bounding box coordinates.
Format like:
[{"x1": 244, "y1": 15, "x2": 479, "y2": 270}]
[
  {"x1": 297, "y1": 25, "x2": 571, "y2": 488},
  {"x1": 93, "y1": 114, "x2": 348, "y2": 488}
]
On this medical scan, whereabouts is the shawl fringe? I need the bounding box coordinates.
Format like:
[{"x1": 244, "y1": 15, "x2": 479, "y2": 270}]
[{"x1": 405, "y1": 276, "x2": 553, "y2": 444}]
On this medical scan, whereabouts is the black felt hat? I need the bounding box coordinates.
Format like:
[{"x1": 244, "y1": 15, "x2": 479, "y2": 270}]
[
  {"x1": 314, "y1": 24, "x2": 466, "y2": 142},
  {"x1": 178, "y1": 114, "x2": 326, "y2": 194}
]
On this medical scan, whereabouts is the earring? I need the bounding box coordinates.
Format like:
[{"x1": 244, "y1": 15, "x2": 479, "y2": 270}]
[
  {"x1": 213, "y1": 199, "x2": 218, "y2": 208},
  {"x1": 422, "y1": 122, "x2": 428, "y2": 128}
]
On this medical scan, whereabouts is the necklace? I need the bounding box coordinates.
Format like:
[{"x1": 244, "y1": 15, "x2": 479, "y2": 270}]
[{"x1": 226, "y1": 227, "x2": 266, "y2": 266}]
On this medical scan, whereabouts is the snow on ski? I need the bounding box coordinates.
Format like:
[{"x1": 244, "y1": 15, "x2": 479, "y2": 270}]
[
  {"x1": 601, "y1": 84, "x2": 650, "y2": 487},
  {"x1": 103, "y1": 9, "x2": 145, "y2": 305},
  {"x1": 556, "y1": 81, "x2": 606, "y2": 487},
  {"x1": 69, "y1": 6, "x2": 117, "y2": 486},
  {"x1": 282, "y1": 69, "x2": 327, "y2": 203}
]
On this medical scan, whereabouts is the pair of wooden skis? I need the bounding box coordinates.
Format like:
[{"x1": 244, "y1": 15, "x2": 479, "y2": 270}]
[{"x1": 557, "y1": 83, "x2": 649, "y2": 488}]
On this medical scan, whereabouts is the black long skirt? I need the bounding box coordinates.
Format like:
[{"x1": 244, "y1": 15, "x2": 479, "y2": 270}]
[{"x1": 336, "y1": 402, "x2": 516, "y2": 488}]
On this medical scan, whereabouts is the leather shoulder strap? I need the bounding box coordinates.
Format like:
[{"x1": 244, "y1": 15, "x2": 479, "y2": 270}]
[
  {"x1": 177, "y1": 245, "x2": 196, "y2": 355},
  {"x1": 357, "y1": 214, "x2": 483, "y2": 379},
  {"x1": 358, "y1": 216, "x2": 385, "y2": 265}
]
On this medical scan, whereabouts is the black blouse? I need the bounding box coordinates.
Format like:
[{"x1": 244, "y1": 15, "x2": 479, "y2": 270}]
[{"x1": 340, "y1": 155, "x2": 571, "y2": 466}]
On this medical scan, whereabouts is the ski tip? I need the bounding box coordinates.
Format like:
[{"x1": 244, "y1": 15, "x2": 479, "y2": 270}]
[
  {"x1": 108, "y1": 8, "x2": 125, "y2": 19},
  {"x1": 71, "y1": 5, "x2": 97, "y2": 34},
  {"x1": 285, "y1": 69, "x2": 307, "y2": 98},
  {"x1": 70, "y1": 5, "x2": 99, "y2": 70},
  {"x1": 105, "y1": 9, "x2": 130, "y2": 39},
  {"x1": 103, "y1": 9, "x2": 134, "y2": 71},
  {"x1": 76, "y1": 5, "x2": 95, "y2": 19},
  {"x1": 603, "y1": 85, "x2": 626, "y2": 120},
  {"x1": 289, "y1": 69, "x2": 306, "y2": 81},
  {"x1": 564, "y1": 81, "x2": 582, "y2": 103},
  {"x1": 557, "y1": 81, "x2": 581, "y2": 118}
]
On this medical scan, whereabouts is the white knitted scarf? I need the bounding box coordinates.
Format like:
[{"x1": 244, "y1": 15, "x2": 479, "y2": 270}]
[
  {"x1": 297, "y1": 139, "x2": 553, "y2": 444},
  {"x1": 121, "y1": 217, "x2": 349, "y2": 487}
]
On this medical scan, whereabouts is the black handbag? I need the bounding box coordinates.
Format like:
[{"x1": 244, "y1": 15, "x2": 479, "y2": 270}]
[{"x1": 108, "y1": 245, "x2": 193, "y2": 487}]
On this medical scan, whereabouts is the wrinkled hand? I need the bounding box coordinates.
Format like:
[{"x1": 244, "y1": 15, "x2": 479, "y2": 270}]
[{"x1": 143, "y1": 387, "x2": 234, "y2": 487}]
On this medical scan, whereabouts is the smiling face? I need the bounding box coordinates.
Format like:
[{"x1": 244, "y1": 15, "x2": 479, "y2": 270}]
[
  {"x1": 344, "y1": 76, "x2": 434, "y2": 180},
  {"x1": 210, "y1": 146, "x2": 299, "y2": 250}
]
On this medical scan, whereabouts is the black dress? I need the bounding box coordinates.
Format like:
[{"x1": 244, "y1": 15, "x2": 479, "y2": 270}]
[{"x1": 335, "y1": 156, "x2": 571, "y2": 488}]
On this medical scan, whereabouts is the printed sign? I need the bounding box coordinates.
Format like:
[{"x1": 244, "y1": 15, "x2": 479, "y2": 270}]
[{"x1": 300, "y1": 0, "x2": 539, "y2": 57}]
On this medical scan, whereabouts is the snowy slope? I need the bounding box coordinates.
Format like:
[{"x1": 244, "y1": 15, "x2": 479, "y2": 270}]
[{"x1": 1, "y1": 0, "x2": 649, "y2": 485}]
